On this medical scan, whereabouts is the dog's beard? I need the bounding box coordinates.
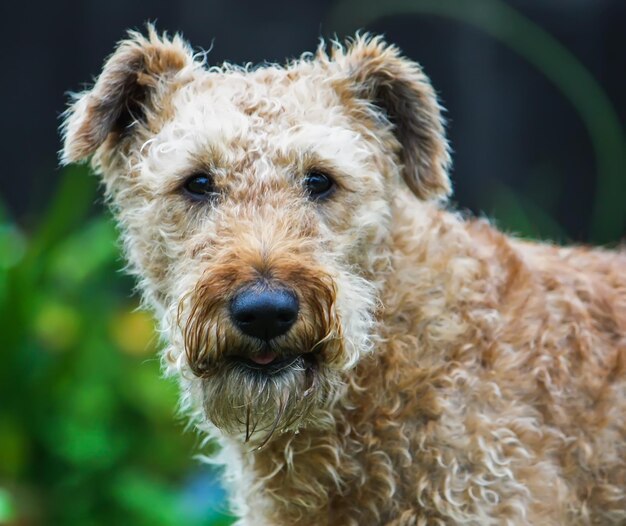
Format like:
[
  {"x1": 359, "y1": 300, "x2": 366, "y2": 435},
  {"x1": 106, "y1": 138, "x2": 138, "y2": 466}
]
[
  {"x1": 200, "y1": 356, "x2": 338, "y2": 447},
  {"x1": 178, "y1": 271, "x2": 344, "y2": 446}
]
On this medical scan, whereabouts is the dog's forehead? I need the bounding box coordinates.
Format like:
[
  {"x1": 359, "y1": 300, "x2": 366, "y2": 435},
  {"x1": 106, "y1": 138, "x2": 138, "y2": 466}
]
[
  {"x1": 176, "y1": 65, "x2": 347, "y2": 136},
  {"x1": 161, "y1": 63, "x2": 375, "y2": 176},
  {"x1": 201, "y1": 63, "x2": 337, "y2": 118}
]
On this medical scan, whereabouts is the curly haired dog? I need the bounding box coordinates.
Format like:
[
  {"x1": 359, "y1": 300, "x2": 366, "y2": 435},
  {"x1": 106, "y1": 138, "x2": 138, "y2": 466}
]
[{"x1": 61, "y1": 27, "x2": 626, "y2": 525}]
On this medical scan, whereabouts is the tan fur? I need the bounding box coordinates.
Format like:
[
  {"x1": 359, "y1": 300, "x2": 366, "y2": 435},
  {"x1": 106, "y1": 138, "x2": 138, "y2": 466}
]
[{"x1": 61, "y1": 27, "x2": 626, "y2": 525}]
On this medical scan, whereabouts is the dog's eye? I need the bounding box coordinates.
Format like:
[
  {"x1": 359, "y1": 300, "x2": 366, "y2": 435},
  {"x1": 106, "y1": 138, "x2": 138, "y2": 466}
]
[
  {"x1": 304, "y1": 171, "x2": 334, "y2": 200},
  {"x1": 183, "y1": 173, "x2": 216, "y2": 200}
]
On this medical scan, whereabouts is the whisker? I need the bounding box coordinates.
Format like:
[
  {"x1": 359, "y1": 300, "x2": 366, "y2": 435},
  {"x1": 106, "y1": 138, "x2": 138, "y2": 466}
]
[
  {"x1": 255, "y1": 388, "x2": 289, "y2": 450},
  {"x1": 245, "y1": 404, "x2": 251, "y2": 442}
]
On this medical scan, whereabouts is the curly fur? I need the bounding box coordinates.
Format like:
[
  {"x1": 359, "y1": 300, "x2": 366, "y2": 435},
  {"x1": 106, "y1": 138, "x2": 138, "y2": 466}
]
[{"x1": 61, "y1": 26, "x2": 626, "y2": 525}]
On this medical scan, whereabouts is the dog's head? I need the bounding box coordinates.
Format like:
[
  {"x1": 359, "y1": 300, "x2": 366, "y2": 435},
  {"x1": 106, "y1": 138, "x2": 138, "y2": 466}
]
[{"x1": 61, "y1": 27, "x2": 450, "y2": 445}]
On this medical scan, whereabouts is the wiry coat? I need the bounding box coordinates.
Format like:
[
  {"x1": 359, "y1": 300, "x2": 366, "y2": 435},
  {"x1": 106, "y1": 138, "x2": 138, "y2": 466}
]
[{"x1": 61, "y1": 27, "x2": 626, "y2": 525}]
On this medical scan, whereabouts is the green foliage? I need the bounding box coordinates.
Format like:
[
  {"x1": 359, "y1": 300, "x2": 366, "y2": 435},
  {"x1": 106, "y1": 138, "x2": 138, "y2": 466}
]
[{"x1": 0, "y1": 167, "x2": 233, "y2": 525}]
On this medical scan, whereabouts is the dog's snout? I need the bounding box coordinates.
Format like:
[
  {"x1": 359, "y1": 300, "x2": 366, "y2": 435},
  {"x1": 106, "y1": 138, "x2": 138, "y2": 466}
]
[{"x1": 230, "y1": 286, "x2": 299, "y2": 341}]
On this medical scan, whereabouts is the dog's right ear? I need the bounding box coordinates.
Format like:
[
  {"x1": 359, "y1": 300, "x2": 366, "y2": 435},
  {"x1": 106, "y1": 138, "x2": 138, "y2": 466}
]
[{"x1": 60, "y1": 26, "x2": 195, "y2": 165}]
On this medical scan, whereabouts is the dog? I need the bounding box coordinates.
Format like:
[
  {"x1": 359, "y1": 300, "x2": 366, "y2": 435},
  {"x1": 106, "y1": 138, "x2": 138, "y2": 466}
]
[{"x1": 60, "y1": 27, "x2": 626, "y2": 525}]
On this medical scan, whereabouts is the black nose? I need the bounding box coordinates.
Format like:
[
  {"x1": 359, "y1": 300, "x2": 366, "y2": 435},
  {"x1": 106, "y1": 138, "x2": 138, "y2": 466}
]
[{"x1": 230, "y1": 286, "x2": 299, "y2": 341}]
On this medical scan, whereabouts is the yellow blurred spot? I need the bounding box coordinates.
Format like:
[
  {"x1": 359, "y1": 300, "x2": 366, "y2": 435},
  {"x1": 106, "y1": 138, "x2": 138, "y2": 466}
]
[
  {"x1": 33, "y1": 302, "x2": 80, "y2": 351},
  {"x1": 110, "y1": 310, "x2": 157, "y2": 356}
]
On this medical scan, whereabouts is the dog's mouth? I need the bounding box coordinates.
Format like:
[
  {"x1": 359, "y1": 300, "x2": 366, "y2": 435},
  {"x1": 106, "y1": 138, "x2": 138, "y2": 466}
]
[{"x1": 228, "y1": 350, "x2": 317, "y2": 375}]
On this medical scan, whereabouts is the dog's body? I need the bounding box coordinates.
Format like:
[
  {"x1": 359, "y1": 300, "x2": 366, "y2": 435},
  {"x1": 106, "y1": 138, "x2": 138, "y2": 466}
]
[
  {"x1": 218, "y1": 205, "x2": 626, "y2": 526},
  {"x1": 61, "y1": 28, "x2": 626, "y2": 525}
]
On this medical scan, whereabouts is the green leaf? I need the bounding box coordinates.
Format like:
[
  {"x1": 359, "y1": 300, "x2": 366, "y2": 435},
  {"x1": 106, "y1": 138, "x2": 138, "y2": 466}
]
[
  {"x1": 0, "y1": 224, "x2": 27, "y2": 270},
  {"x1": 111, "y1": 470, "x2": 180, "y2": 525},
  {"x1": 0, "y1": 488, "x2": 16, "y2": 522},
  {"x1": 27, "y1": 165, "x2": 98, "y2": 262},
  {"x1": 47, "y1": 217, "x2": 119, "y2": 286}
]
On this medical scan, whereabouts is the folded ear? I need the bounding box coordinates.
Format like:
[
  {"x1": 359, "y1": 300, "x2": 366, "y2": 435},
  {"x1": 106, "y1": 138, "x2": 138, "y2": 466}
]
[
  {"x1": 60, "y1": 26, "x2": 195, "y2": 165},
  {"x1": 333, "y1": 35, "x2": 452, "y2": 200}
]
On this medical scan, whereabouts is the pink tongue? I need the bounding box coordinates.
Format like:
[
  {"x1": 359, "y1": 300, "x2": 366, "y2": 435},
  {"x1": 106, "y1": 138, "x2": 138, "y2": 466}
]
[{"x1": 250, "y1": 351, "x2": 277, "y2": 365}]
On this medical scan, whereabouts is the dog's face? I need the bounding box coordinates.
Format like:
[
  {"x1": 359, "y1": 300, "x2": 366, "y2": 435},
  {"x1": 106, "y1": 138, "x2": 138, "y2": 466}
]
[{"x1": 61, "y1": 28, "x2": 450, "y2": 444}]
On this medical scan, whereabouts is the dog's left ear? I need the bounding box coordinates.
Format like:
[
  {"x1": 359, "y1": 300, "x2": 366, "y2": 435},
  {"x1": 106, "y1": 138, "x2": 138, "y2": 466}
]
[{"x1": 333, "y1": 36, "x2": 452, "y2": 200}]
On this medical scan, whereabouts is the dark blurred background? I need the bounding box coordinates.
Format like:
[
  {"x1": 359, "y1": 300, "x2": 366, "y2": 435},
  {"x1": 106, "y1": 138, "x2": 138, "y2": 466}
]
[{"x1": 0, "y1": 1, "x2": 624, "y2": 525}]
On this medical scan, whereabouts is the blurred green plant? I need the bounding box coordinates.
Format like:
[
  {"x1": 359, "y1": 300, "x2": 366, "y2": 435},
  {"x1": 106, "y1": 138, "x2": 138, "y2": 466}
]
[{"x1": 0, "y1": 167, "x2": 233, "y2": 526}]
